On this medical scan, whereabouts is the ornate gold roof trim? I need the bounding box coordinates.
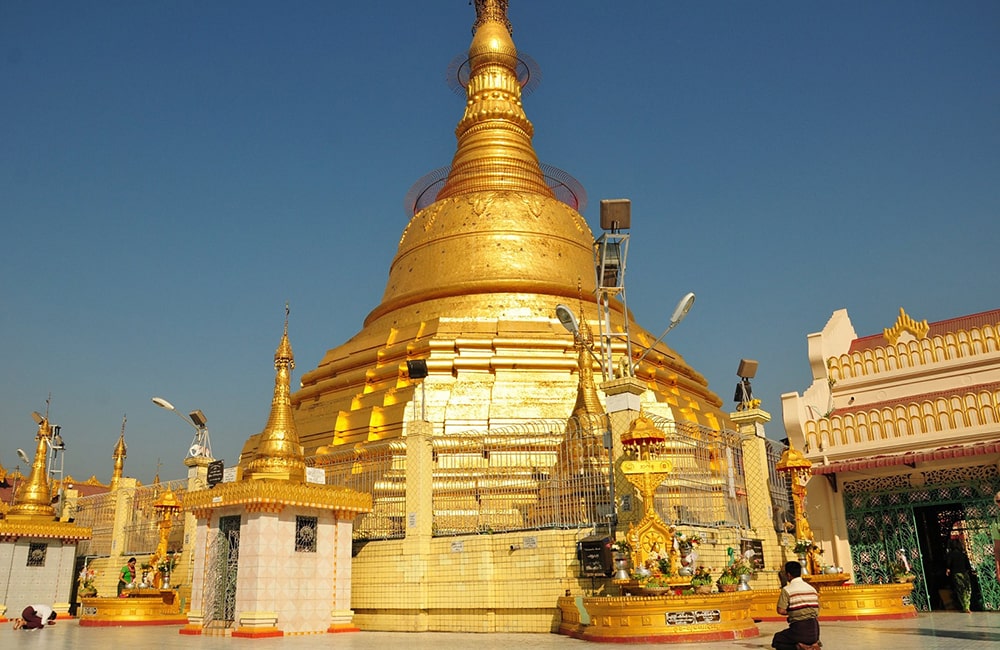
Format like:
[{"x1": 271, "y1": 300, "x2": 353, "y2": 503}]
[
  {"x1": 184, "y1": 480, "x2": 372, "y2": 519},
  {"x1": 883, "y1": 307, "x2": 930, "y2": 345},
  {"x1": 0, "y1": 519, "x2": 92, "y2": 541}
]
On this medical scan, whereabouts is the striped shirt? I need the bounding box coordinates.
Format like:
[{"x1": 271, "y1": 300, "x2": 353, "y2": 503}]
[{"x1": 777, "y1": 577, "x2": 820, "y2": 623}]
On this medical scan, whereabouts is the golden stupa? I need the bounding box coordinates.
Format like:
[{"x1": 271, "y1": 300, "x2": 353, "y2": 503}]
[{"x1": 240, "y1": 0, "x2": 727, "y2": 462}]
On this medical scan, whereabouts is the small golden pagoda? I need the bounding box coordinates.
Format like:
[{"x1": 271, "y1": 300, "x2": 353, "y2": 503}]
[
  {"x1": 183, "y1": 310, "x2": 372, "y2": 637},
  {"x1": 0, "y1": 411, "x2": 92, "y2": 621}
]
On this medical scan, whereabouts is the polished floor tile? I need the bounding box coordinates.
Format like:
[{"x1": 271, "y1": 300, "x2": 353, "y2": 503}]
[{"x1": 4, "y1": 612, "x2": 999, "y2": 649}]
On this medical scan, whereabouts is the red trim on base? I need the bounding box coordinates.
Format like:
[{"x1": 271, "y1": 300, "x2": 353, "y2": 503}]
[
  {"x1": 179, "y1": 626, "x2": 203, "y2": 635},
  {"x1": 567, "y1": 628, "x2": 760, "y2": 644},
  {"x1": 232, "y1": 627, "x2": 284, "y2": 638},
  {"x1": 327, "y1": 625, "x2": 361, "y2": 633}
]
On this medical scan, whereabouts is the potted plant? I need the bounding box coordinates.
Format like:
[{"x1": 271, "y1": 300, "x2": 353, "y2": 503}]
[
  {"x1": 157, "y1": 554, "x2": 178, "y2": 588},
  {"x1": 637, "y1": 575, "x2": 674, "y2": 596},
  {"x1": 792, "y1": 539, "x2": 813, "y2": 556},
  {"x1": 690, "y1": 566, "x2": 714, "y2": 594},
  {"x1": 611, "y1": 539, "x2": 632, "y2": 579},
  {"x1": 718, "y1": 559, "x2": 752, "y2": 592},
  {"x1": 78, "y1": 564, "x2": 98, "y2": 598},
  {"x1": 890, "y1": 561, "x2": 915, "y2": 583}
]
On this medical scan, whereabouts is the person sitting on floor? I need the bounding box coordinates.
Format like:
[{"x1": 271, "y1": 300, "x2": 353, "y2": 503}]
[{"x1": 772, "y1": 560, "x2": 822, "y2": 650}]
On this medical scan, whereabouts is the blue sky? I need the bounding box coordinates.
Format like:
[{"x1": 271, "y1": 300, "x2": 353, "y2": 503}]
[{"x1": 2, "y1": 1, "x2": 998, "y2": 485}]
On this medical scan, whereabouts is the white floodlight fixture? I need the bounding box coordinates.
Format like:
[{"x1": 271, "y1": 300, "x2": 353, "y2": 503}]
[
  {"x1": 630, "y1": 292, "x2": 696, "y2": 374},
  {"x1": 555, "y1": 304, "x2": 608, "y2": 378},
  {"x1": 152, "y1": 396, "x2": 213, "y2": 460},
  {"x1": 670, "y1": 292, "x2": 696, "y2": 327},
  {"x1": 555, "y1": 304, "x2": 580, "y2": 335},
  {"x1": 17, "y1": 448, "x2": 30, "y2": 464},
  {"x1": 151, "y1": 397, "x2": 176, "y2": 412}
]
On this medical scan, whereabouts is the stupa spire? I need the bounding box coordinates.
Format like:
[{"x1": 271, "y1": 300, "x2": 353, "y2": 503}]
[
  {"x1": 571, "y1": 308, "x2": 604, "y2": 418},
  {"x1": 8, "y1": 413, "x2": 56, "y2": 520},
  {"x1": 244, "y1": 304, "x2": 306, "y2": 483},
  {"x1": 110, "y1": 415, "x2": 127, "y2": 491},
  {"x1": 435, "y1": 0, "x2": 552, "y2": 200}
]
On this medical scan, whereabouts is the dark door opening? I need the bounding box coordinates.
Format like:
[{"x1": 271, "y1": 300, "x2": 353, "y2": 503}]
[{"x1": 913, "y1": 503, "x2": 981, "y2": 611}]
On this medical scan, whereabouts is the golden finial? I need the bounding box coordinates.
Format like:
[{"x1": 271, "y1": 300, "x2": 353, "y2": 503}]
[
  {"x1": 244, "y1": 306, "x2": 305, "y2": 483},
  {"x1": 472, "y1": 0, "x2": 512, "y2": 34},
  {"x1": 111, "y1": 415, "x2": 128, "y2": 491},
  {"x1": 883, "y1": 307, "x2": 930, "y2": 345},
  {"x1": 436, "y1": 0, "x2": 552, "y2": 200}
]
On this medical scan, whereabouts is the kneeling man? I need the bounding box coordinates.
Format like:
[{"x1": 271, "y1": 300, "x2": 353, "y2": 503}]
[{"x1": 772, "y1": 561, "x2": 821, "y2": 650}]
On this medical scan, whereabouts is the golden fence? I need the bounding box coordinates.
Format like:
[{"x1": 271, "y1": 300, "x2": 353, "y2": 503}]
[
  {"x1": 73, "y1": 479, "x2": 186, "y2": 557},
  {"x1": 311, "y1": 414, "x2": 757, "y2": 540}
]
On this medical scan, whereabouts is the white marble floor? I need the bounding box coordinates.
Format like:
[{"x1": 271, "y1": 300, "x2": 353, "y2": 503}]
[{"x1": 4, "y1": 612, "x2": 1000, "y2": 649}]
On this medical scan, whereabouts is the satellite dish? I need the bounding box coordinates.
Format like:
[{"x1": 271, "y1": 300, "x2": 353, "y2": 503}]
[{"x1": 17, "y1": 448, "x2": 30, "y2": 464}]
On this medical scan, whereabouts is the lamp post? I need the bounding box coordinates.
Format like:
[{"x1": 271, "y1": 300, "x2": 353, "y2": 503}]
[
  {"x1": 151, "y1": 397, "x2": 213, "y2": 461},
  {"x1": 629, "y1": 292, "x2": 696, "y2": 375},
  {"x1": 46, "y1": 426, "x2": 66, "y2": 518}
]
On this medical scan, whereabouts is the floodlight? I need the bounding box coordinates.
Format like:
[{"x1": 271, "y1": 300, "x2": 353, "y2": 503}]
[
  {"x1": 151, "y1": 397, "x2": 176, "y2": 411},
  {"x1": 17, "y1": 448, "x2": 30, "y2": 464},
  {"x1": 737, "y1": 359, "x2": 758, "y2": 379},
  {"x1": 630, "y1": 292, "x2": 696, "y2": 374},
  {"x1": 555, "y1": 304, "x2": 580, "y2": 334},
  {"x1": 188, "y1": 410, "x2": 208, "y2": 428},
  {"x1": 406, "y1": 359, "x2": 429, "y2": 380}
]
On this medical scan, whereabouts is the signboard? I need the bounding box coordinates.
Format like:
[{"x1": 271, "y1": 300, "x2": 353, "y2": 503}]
[
  {"x1": 665, "y1": 609, "x2": 721, "y2": 626},
  {"x1": 222, "y1": 466, "x2": 237, "y2": 483},
  {"x1": 206, "y1": 460, "x2": 225, "y2": 487},
  {"x1": 579, "y1": 535, "x2": 613, "y2": 577},
  {"x1": 305, "y1": 466, "x2": 326, "y2": 485},
  {"x1": 741, "y1": 539, "x2": 765, "y2": 570}
]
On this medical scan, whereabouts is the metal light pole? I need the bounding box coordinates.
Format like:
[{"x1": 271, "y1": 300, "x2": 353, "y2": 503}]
[
  {"x1": 151, "y1": 397, "x2": 213, "y2": 461},
  {"x1": 46, "y1": 427, "x2": 66, "y2": 518}
]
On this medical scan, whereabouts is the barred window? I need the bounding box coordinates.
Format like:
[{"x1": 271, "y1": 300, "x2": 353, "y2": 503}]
[
  {"x1": 295, "y1": 516, "x2": 317, "y2": 553},
  {"x1": 27, "y1": 542, "x2": 47, "y2": 567}
]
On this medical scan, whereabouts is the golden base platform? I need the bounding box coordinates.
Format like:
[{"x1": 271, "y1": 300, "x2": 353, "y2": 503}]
[
  {"x1": 749, "y1": 580, "x2": 917, "y2": 621},
  {"x1": 79, "y1": 589, "x2": 187, "y2": 627},
  {"x1": 558, "y1": 592, "x2": 759, "y2": 643}
]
